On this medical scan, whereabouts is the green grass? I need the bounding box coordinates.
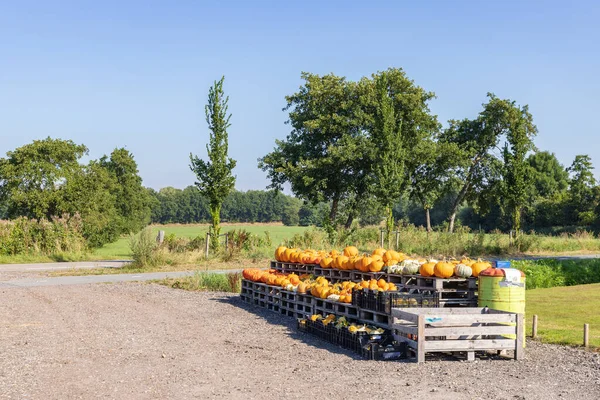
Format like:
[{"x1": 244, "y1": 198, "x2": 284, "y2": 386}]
[
  {"x1": 92, "y1": 223, "x2": 309, "y2": 259},
  {"x1": 527, "y1": 283, "x2": 600, "y2": 348},
  {"x1": 156, "y1": 271, "x2": 242, "y2": 293}
]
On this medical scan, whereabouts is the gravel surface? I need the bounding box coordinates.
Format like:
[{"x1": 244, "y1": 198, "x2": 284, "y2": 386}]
[{"x1": 1, "y1": 283, "x2": 599, "y2": 400}]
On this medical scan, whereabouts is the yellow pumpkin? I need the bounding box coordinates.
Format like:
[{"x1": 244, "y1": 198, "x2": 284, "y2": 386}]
[
  {"x1": 471, "y1": 260, "x2": 492, "y2": 277},
  {"x1": 369, "y1": 259, "x2": 384, "y2": 272},
  {"x1": 343, "y1": 246, "x2": 359, "y2": 257},
  {"x1": 274, "y1": 246, "x2": 287, "y2": 262},
  {"x1": 434, "y1": 261, "x2": 455, "y2": 278},
  {"x1": 419, "y1": 262, "x2": 436, "y2": 277},
  {"x1": 320, "y1": 257, "x2": 333, "y2": 269},
  {"x1": 372, "y1": 248, "x2": 386, "y2": 257},
  {"x1": 297, "y1": 282, "x2": 307, "y2": 294}
]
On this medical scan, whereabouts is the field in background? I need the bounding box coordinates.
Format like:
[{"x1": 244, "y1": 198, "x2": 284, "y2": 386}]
[
  {"x1": 93, "y1": 223, "x2": 310, "y2": 259},
  {"x1": 526, "y1": 283, "x2": 600, "y2": 348}
]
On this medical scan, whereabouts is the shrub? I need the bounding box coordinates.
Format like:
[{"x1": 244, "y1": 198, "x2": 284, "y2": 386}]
[{"x1": 129, "y1": 226, "x2": 158, "y2": 267}]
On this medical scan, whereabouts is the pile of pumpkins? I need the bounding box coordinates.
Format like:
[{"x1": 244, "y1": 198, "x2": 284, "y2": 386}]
[
  {"x1": 306, "y1": 314, "x2": 386, "y2": 334},
  {"x1": 273, "y1": 245, "x2": 493, "y2": 279},
  {"x1": 242, "y1": 269, "x2": 401, "y2": 304}
]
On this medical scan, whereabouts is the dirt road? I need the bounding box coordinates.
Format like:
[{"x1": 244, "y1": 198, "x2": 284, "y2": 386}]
[{"x1": 1, "y1": 283, "x2": 599, "y2": 400}]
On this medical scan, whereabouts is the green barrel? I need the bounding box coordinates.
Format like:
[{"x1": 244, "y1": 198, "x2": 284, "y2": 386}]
[
  {"x1": 478, "y1": 269, "x2": 526, "y2": 344},
  {"x1": 478, "y1": 276, "x2": 526, "y2": 313}
]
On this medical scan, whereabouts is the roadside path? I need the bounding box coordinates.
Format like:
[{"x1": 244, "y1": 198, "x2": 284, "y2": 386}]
[
  {"x1": 0, "y1": 260, "x2": 130, "y2": 272},
  {"x1": 0, "y1": 269, "x2": 242, "y2": 288}
]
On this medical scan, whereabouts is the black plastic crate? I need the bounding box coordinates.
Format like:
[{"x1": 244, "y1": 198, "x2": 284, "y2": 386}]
[
  {"x1": 354, "y1": 289, "x2": 438, "y2": 314},
  {"x1": 361, "y1": 342, "x2": 407, "y2": 361}
]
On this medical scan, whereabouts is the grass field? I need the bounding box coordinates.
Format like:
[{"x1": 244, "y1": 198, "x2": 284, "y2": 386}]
[
  {"x1": 527, "y1": 283, "x2": 600, "y2": 348},
  {"x1": 93, "y1": 223, "x2": 310, "y2": 259}
]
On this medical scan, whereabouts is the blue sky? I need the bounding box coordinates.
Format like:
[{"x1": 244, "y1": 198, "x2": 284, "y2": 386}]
[{"x1": 1, "y1": 0, "x2": 599, "y2": 191}]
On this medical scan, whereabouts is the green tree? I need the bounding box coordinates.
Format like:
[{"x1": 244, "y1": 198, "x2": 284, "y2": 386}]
[
  {"x1": 0, "y1": 137, "x2": 88, "y2": 219},
  {"x1": 260, "y1": 68, "x2": 438, "y2": 235},
  {"x1": 527, "y1": 151, "x2": 569, "y2": 199},
  {"x1": 100, "y1": 148, "x2": 151, "y2": 233},
  {"x1": 567, "y1": 155, "x2": 597, "y2": 224},
  {"x1": 369, "y1": 73, "x2": 405, "y2": 245},
  {"x1": 441, "y1": 94, "x2": 529, "y2": 233},
  {"x1": 407, "y1": 140, "x2": 459, "y2": 232},
  {"x1": 499, "y1": 98, "x2": 537, "y2": 233},
  {"x1": 259, "y1": 72, "x2": 365, "y2": 228},
  {"x1": 190, "y1": 76, "x2": 237, "y2": 250}
]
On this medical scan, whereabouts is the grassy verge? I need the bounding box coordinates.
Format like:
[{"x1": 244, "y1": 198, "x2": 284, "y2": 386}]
[
  {"x1": 156, "y1": 271, "x2": 242, "y2": 293},
  {"x1": 527, "y1": 283, "x2": 600, "y2": 348}
]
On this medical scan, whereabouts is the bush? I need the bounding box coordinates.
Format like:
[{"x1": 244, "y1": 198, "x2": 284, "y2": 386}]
[
  {"x1": 129, "y1": 226, "x2": 158, "y2": 267},
  {"x1": 512, "y1": 259, "x2": 600, "y2": 289},
  {"x1": 0, "y1": 216, "x2": 86, "y2": 256},
  {"x1": 163, "y1": 272, "x2": 241, "y2": 292}
]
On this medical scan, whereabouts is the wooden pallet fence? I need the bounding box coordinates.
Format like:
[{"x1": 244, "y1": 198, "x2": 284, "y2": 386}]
[{"x1": 391, "y1": 308, "x2": 524, "y2": 363}]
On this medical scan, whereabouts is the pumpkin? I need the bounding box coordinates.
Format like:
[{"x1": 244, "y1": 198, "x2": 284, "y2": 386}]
[
  {"x1": 454, "y1": 263, "x2": 473, "y2": 278},
  {"x1": 297, "y1": 282, "x2": 307, "y2": 294},
  {"x1": 359, "y1": 257, "x2": 372, "y2": 272},
  {"x1": 388, "y1": 265, "x2": 403, "y2": 274},
  {"x1": 372, "y1": 248, "x2": 386, "y2": 257},
  {"x1": 434, "y1": 261, "x2": 455, "y2": 278},
  {"x1": 343, "y1": 246, "x2": 359, "y2": 257},
  {"x1": 384, "y1": 258, "x2": 398, "y2": 267},
  {"x1": 274, "y1": 247, "x2": 286, "y2": 262},
  {"x1": 401, "y1": 259, "x2": 420, "y2": 275},
  {"x1": 369, "y1": 259, "x2": 384, "y2": 272},
  {"x1": 382, "y1": 250, "x2": 397, "y2": 263},
  {"x1": 330, "y1": 249, "x2": 340, "y2": 258},
  {"x1": 419, "y1": 262, "x2": 436, "y2": 277},
  {"x1": 320, "y1": 257, "x2": 333, "y2": 269},
  {"x1": 471, "y1": 259, "x2": 492, "y2": 277},
  {"x1": 288, "y1": 274, "x2": 300, "y2": 285}
]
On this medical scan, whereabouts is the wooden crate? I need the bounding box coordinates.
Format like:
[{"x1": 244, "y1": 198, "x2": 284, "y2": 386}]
[
  {"x1": 358, "y1": 309, "x2": 390, "y2": 329},
  {"x1": 351, "y1": 271, "x2": 387, "y2": 282},
  {"x1": 391, "y1": 308, "x2": 524, "y2": 363}
]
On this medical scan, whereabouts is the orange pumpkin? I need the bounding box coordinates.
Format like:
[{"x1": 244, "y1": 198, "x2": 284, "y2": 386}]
[
  {"x1": 471, "y1": 259, "x2": 492, "y2": 277},
  {"x1": 369, "y1": 259, "x2": 384, "y2": 272},
  {"x1": 274, "y1": 246, "x2": 287, "y2": 262},
  {"x1": 359, "y1": 257, "x2": 372, "y2": 272},
  {"x1": 343, "y1": 246, "x2": 359, "y2": 257},
  {"x1": 434, "y1": 261, "x2": 455, "y2": 278},
  {"x1": 372, "y1": 248, "x2": 386, "y2": 257},
  {"x1": 320, "y1": 257, "x2": 333, "y2": 269},
  {"x1": 419, "y1": 262, "x2": 436, "y2": 277}
]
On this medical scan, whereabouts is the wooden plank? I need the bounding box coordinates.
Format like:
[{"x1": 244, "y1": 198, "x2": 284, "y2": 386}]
[
  {"x1": 467, "y1": 351, "x2": 475, "y2": 361},
  {"x1": 393, "y1": 325, "x2": 419, "y2": 336},
  {"x1": 393, "y1": 308, "x2": 489, "y2": 315},
  {"x1": 516, "y1": 313, "x2": 525, "y2": 360},
  {"x1": 390, "y1": 309, "x2": 419, "y2": 322},
  {"x1": 423, "y1": 314, "x2": 516, "y2": 324},
  {"x1": 417, "y1": 315, "x2": 425, "y2": 363},
  {"x1": 424, "y1": 325, "x2": 516, "y2": 336},
  {"x1": 424, "y1": 339, "x2": 516, "y2": 351}
]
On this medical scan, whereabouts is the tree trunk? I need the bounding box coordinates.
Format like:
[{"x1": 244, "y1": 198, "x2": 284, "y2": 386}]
[
  {"x1": 385, "y1": 206, "x2": 394, "y2": 248},
  {"x1": 425, "y1": 207, "x2": 432, "y2": 232},
  {"x1": 513, "y1": 207, "x2": 521, "y2": 237},
  {"x1": 329, "y1": 197, "x2": 339, "y2": 224},
  {"x1": 210, "y1": 204, "x2": 221, "y2": 251},
  {"x1": 447, "y1": 155, "x2": 482, "y2": 233},
  {"x1": 344, "y1": 212, "x2": 354, "y2": 230}
]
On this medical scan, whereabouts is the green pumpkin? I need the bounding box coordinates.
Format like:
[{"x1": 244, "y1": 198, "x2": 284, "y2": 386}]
[
  {"x1": 454, "y1": 263, "x2": 473, "y2": 278},
  {"x1": 401, "y1": 260, "x2": 420, "y2": 275}
]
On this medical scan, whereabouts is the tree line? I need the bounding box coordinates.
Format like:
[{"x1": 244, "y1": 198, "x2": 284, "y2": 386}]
[
  {"x1": 0, "y1": 137, "x2": 152, "y2": 247},
  {"x1": 259, "y1": 68, "x2": 600, "y2": 236}
]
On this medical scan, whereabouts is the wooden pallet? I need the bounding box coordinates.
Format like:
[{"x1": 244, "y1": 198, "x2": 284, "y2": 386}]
[
  {"x1": 351, "y1": 271, "x2": 388, "y2": 282},
  {"x1": 391, "y1": 307, "x2": 524, "y2": 363},
  {"x1": 313, "y1": 298, "x2": 359, "y2": 320},
  {"x1": 271, "y1": 261, "x2": 318, "y2": 274},
  {"x1": 358, "y1": 309, "x2": 390, "y2": 329},
  {"x1": 387, "y1": 274, "x2": 478, "y2": 291}
]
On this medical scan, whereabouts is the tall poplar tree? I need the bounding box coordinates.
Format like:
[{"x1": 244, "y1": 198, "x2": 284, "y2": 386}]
[{"x1": 190, "y1": 77, "x2": 237, "y2": 250}]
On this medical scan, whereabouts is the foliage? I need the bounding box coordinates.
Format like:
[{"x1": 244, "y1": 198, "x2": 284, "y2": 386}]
[
  {"x1": 0, "y1": 137, "x2": 88, "y2": 220},
  {"x1": 160, "y1": 271, "x2": 242, "y2": 293},
  {"x1": 259, "y1": 68, "x2": 438, "y2": 233},
  {"x1": 100, "y1": 148, "x2": 152, "y2": 234},
  {"x1": 129, "y1": 226, "x2": 158, "y2": 267},
  {"x1": 513, "y1": 258, "x2": 600, "y2": 289},
  {"x1": 190, "y1": 76, "x2": 237, "y2": 251},
  {"x1": 0, "y1": 138, "x2": 150, "y2": 248},
  {"x1": 0, "y1": 216, "x2": 86, "y2": 256}
]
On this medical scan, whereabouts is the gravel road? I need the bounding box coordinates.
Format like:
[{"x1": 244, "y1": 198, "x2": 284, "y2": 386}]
[{"x1": 1, "y1": 283, "x2": 599, "y2": 400}]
